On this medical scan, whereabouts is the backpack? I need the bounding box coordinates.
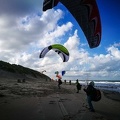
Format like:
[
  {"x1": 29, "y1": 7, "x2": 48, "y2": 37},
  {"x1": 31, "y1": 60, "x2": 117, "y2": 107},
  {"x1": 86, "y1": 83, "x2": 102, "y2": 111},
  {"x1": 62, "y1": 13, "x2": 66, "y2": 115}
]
[{"x1": 91, "y1": 88, "x2": 101, "y2": 102}]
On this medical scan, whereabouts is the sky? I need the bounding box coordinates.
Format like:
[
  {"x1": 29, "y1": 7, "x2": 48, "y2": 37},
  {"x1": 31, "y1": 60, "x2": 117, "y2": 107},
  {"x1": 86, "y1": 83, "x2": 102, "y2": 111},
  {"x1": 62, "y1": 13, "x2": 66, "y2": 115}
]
[{"x1": 0, "y1": 0, "x2": 120, "y2": 81}]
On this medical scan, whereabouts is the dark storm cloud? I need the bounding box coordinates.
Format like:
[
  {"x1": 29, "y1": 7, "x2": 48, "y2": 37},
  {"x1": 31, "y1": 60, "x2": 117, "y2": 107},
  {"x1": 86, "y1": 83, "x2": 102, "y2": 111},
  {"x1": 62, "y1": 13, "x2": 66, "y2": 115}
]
[{"x1": 0, "y1": 0, "x2": 43, "y2": 16}]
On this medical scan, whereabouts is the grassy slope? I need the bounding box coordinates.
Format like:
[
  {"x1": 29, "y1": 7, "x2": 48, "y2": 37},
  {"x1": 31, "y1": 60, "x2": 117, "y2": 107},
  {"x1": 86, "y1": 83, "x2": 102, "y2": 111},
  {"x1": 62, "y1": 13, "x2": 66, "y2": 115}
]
[{"x1": 0, "y1": 60, "x2": 50, "y2": 81}]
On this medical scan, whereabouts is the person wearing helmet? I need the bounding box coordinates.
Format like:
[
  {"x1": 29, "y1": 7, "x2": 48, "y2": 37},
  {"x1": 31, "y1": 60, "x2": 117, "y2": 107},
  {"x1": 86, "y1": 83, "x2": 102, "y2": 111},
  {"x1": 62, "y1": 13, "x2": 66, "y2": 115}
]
[{"x1": 83, "y1": 81, "x2": 95, "y2": 112}]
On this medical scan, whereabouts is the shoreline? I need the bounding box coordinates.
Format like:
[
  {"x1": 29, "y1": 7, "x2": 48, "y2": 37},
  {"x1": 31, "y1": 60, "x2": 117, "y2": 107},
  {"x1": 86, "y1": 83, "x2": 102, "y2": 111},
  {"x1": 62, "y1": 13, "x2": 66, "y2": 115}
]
[
  {"x1": 0, "y1": 80, "x2": 120, "y2": 103},
  {"x1": 102, "y1": 90, "x2": 120, "y2": 102}
]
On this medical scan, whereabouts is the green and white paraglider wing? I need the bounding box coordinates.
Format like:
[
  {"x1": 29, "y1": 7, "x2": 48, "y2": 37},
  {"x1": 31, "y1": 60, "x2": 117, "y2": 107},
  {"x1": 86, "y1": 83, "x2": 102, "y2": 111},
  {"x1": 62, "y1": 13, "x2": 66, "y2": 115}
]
[{"x1": 39, "y1": 44, "x2": 69, "y2": 62}]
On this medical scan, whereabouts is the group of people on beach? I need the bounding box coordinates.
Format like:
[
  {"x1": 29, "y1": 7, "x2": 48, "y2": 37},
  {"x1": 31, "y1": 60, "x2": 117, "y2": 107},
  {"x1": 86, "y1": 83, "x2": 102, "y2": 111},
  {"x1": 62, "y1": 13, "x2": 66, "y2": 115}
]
[{"x1": 57, "y1": 78, "x2": 97, "y2": 112}]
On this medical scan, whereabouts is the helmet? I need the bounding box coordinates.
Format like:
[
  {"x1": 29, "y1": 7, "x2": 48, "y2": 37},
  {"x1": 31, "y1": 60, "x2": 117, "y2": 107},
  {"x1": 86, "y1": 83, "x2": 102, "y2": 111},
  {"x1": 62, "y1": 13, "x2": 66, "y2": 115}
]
[{"x1": 89, "y1": 81, "x2": 94, "y2": 86}]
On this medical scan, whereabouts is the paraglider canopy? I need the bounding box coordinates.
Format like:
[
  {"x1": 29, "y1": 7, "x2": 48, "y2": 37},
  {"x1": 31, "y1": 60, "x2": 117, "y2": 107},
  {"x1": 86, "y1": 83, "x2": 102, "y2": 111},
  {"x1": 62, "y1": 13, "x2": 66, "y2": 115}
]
[
  {"x1": 39, "y1": 44, "x2": 69, "y2": 62},
  {"x1": 62, "y1": 70, "x2": 66, "y2": 76},
  {"x1": 43, "y1": 0, "x2": 59, "y2": 11},
  {"x1": 43, "y1": 0, "x2": 102, "y2": 48},
  {"x1": 41, "y1": 70, "x2": 46, "y2": 74},
  {"x1": 55, "y1": 71, "x2": 59, "y2": 74}
]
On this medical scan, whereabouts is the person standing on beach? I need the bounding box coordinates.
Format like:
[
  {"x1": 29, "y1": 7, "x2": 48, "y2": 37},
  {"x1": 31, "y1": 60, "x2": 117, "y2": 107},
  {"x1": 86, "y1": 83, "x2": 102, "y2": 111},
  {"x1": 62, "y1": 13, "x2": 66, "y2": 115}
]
[
  {"x1": 58, "y1": 78, "x2": 62, "y2": 89},
  {"x1": 83, "y1": 81, "x2": 95, "y2": 112},
  {"x1": 64, "y1": 80, "x2": 66, "y2": 84},
  {"x1": 69, "y1": 80, "x2": 71, "y2": 85},
  {"x1": 76, "y1": 79, "x2": 82, "y2": 93},
  {"x1": 56, "y1": 74, "x2": 62, "y2": 89}
]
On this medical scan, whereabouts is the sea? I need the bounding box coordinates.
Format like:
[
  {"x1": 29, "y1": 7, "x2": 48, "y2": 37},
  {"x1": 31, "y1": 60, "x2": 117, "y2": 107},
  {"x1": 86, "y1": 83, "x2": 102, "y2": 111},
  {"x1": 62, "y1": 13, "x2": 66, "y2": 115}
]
[{"x1": 65, "y1": 80, "x2": 120, "y2": 93}]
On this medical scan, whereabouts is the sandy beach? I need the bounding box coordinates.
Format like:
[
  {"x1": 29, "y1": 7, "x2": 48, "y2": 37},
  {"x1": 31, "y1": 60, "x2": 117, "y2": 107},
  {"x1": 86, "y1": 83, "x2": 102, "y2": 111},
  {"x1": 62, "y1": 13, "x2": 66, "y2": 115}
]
[{"x1": 0, "y1": 79, "x2": 120, "y2": 120}]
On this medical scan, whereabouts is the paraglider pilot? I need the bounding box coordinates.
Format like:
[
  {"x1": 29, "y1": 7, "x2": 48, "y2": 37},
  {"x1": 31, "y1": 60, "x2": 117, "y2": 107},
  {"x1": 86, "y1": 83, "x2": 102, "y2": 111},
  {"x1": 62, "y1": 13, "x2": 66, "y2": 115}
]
[{"x1": 83, "y1": 81, "x2": 95, "y2": 112}]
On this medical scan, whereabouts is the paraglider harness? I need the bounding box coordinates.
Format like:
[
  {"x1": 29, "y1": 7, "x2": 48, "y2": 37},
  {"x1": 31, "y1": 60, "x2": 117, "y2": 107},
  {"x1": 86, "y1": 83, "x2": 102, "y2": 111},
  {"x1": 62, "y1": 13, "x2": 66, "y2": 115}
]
[
  {"x1": 84, "y1": 85, "x2": 101, "y2": 102},
  {"x1": 91, "y1": 88, "x2": 101, "y2": 102}
]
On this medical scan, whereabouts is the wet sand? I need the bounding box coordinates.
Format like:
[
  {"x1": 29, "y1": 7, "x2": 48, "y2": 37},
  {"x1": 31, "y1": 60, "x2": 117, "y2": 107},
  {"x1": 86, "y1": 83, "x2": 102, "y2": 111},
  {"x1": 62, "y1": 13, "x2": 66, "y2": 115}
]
[{"x1": 0, "y1": 79, "x2": 120, "y2": 120}]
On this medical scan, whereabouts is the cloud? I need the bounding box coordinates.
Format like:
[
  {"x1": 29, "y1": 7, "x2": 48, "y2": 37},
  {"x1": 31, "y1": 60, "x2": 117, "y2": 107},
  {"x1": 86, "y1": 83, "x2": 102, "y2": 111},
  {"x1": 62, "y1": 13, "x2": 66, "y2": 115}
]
[
  {"x1": 107, "y1": 46, "x2": 120, "y2": 59},
  {"x1": 0, "y1": 7, "x2": 74, "y2": 72},
  {"x1": 0, "y1": 0, "x2": 43, "y2": 16},
  {"x1": 82, "y1": 45, "x2": 120, "y2": 80},
  {"x1": 0, "y1": 8, "x2": 65, "y2": 57},
  {"x1": 113, "y1": 42, "x2": 120, "y2": 47}
]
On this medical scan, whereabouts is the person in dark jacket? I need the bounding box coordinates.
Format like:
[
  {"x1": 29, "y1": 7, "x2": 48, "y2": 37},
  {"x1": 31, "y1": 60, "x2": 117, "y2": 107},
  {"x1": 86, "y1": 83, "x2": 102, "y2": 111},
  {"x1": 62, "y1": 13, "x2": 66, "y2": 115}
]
[
  {"x1": 76, "y1": 79, "x2": 82, "y2": 93},
  {"x1": 58, "y1": 79, "x2": 62, "y2": 89},
  {"x1": 83, "y1": 81, "x2": 95, "y2": 112}
]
